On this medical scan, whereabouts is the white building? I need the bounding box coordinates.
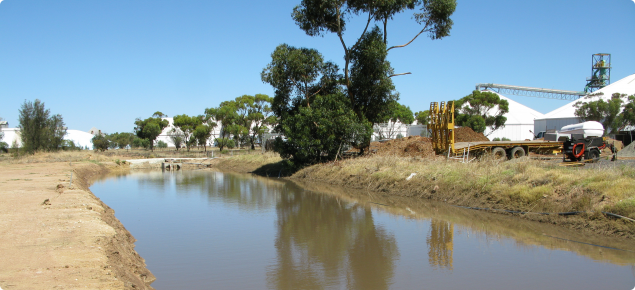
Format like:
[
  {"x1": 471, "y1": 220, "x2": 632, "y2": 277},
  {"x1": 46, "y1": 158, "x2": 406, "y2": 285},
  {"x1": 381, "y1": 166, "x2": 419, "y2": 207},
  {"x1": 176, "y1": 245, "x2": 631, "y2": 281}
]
[
  {"x1": 372, "y1": 121, "x2": 411, "y2": 140},
  {"x1": 0, "y1": 128, "x2": 95, "y2": 150},
  {"x1": 483, "y1": 92, "x2": 545, "y2": 141},
  {"x1": 534, "y1": 73, "x2": 635, "y2": 135}
]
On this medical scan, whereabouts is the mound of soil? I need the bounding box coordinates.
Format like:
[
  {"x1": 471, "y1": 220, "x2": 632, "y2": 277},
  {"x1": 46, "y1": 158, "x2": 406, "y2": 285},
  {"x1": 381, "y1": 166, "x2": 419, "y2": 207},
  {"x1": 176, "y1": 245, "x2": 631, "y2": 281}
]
[
  {"x1": 454, "y1": 127, "x2": 489, "y2": 143},
  {"x1": 618, "y1": 141, "x2": 635, "y2": 157},
  {"x1": 369, "y1": 136, "x2": 435, "y2": 158}
]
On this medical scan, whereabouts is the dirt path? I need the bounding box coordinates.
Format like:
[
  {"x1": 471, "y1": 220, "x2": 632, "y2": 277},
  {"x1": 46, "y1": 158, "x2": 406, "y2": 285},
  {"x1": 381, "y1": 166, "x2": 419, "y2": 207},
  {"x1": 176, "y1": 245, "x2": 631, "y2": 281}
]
[{"x1": 0, "y1": 161, "x2": 154, "y2": 290}]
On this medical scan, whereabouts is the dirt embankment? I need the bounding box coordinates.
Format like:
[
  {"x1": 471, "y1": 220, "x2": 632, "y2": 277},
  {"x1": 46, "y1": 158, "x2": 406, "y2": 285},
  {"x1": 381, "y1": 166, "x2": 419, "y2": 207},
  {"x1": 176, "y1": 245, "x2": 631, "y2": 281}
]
[{"x1": 0, "y1": 161, "x2": 154, "y2": 290}]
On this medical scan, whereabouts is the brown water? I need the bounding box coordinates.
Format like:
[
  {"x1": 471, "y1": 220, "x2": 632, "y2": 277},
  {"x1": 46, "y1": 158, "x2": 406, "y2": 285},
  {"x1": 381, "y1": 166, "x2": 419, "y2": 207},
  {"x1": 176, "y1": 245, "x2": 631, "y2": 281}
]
[{"x1": 91, "y1": 170, "x2": 635, "y2": 290}]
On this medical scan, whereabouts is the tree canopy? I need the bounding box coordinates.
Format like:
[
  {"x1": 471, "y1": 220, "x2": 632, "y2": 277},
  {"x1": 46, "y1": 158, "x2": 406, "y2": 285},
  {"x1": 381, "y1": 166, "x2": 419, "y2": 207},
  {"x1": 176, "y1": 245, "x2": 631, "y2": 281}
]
[
  {"x1": 574, "y1": 93, "x2": 624, "y2": 134},
  {"x1": 275, "y1": 93, "x2": 371, "y2": 165},
  {"x1": 18, "y1": 99, "x2": 67, "y2": 153},
  {"x1": 291, "y1": 0, "x2": 456, "y2": 114},
  {"x1": 454, "y1": 90, "x2": 509, "y2": 135},
  {"x1": 107, "y1": 132, "x2": 135, "y2": 150},
  {"x1": 620, "y1": 95, "x2": 635, "y2": 129},
  {"x1": 133, "y1": 115, "x2": 169, "y2": 151},
  {"x1": 414, "y1": 110, "x2": 430, "y2": 125},
  {"x1": 205, "y1": 101, "x2": 239, "y2": 151},
  {"x1": 259, "y1": 0, "x2": 456, "y2": 164},
  {"x1": 92, "y1": 134, "x2": 109, "y2": 152},
  {"x1": 348, "y1": 26, "x2": 397, "y2": 123},
  {"x1": 173, "y1": 114, "x2": 203, "y2": 151},
  {"x1": 261, "y1": 44, "x2": 340, "y2": 117},
  {"x1": 376, "y1": 100, "x2": 414, "y2": 139}
]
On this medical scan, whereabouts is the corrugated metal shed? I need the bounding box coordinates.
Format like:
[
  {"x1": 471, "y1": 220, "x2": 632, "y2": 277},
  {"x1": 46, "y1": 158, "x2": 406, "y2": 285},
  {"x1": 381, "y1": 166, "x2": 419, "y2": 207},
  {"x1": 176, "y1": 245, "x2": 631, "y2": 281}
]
[{"x1": 534, "y1": 73, "x2": 635, "y2": 134}]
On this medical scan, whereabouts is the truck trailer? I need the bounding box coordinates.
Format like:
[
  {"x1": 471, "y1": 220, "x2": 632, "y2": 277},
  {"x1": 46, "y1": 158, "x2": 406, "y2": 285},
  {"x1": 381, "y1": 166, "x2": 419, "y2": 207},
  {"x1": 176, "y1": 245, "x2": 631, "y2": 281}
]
[{"x1": 429, "y1": 101, "x2": 563, "y2": 161}]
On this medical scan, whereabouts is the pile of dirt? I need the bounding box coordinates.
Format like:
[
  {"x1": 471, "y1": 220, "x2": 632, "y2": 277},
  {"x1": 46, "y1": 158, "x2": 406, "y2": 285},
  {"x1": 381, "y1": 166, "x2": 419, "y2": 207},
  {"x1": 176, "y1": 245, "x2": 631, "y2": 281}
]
[
  {"x1": 369, "y1": 136, "x2": 435, "y2": 158},
  {"x1": 602, "y1": 138, "x2": 624, "y2": 155},
  {"x1": 454, "y1": 127, "x2": 489, "y2": 143},
  {"x1": 618, "y1": 141, "x2": 635, "y2": 157}
]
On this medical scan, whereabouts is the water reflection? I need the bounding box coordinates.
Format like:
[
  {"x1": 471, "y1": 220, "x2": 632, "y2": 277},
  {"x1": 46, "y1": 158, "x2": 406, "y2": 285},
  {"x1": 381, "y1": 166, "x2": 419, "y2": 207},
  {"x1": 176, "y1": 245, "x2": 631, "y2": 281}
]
[
  {"x1": 427, "y1": 220, "x2": 454, "y2": 270},
  {"x1": 132, "y1": 170, "x2": 286, "y2": 211},
  {"x1": 268, "y1": 186, "x2": 399, "y2": 290},
  {"x1": 92, "y1": 171, "x2": 635, "y2": 289}
]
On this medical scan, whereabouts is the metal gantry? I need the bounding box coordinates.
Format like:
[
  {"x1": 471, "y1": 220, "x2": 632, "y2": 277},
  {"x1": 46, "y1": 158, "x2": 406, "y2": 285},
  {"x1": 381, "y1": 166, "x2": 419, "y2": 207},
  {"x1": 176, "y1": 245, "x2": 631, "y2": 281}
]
[
  {"x1": 584, "y1": 53, "x2": 611, "y2": 93},
  {"x1": 475, "y1": 83, "x2": 586, "y2": 101}
]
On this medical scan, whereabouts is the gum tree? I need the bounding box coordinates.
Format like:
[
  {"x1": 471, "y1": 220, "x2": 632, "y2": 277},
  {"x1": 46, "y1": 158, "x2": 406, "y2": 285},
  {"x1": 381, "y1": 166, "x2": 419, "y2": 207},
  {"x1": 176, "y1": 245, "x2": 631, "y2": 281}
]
[
  {"x1": 575, "y1": 93, "x2": 625, "y2": 135},
  {"x1": 173, "y1": 114, "x2": 203, "y2": 151},
  {"x1": 620, "y1": 95, "x2": 635, "y2": 128},
  {"x1": 378, "y1": 101, "x2": 414, "y2": 139},
  {"x1": 292, "y1": 0, "x2": 456, "y2": 121},
  {"x1": 454, "y1": 90, "x2": 509, "y2": 135},
  {"x1": 247, "y1": 94, "x2": 277, "y2": 150},
  {"x1": 205, "y1": 102, "x2": 239, "y2": 151},
  {"x1": 133, "y1": 115, "x2": 169, "y2": 151}
]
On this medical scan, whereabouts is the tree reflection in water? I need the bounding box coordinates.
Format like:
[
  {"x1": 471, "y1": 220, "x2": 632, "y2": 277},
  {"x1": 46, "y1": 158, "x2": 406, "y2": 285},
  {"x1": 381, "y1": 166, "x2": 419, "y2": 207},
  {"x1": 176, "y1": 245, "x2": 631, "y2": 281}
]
[
  {"x1": 427, "y1": 219, "x2": 454, "y2": 270},
  {"x1": 268, "y1": 187, "x2": 399, "y2": 290},
  {"x1": 137, "y1": 171, "x2": 284, "y2": 210}
]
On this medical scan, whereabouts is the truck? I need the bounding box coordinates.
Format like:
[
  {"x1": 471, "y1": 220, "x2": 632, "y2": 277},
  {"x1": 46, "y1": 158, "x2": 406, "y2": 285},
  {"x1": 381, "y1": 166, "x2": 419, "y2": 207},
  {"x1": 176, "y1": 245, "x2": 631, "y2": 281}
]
[
  {"x1": 559, "y1": 121, "x2": 607, "y2": 162},
  {"x1": 430, "y1": 102, "x2": 609, "y2": 162},
  {"x1": 430, "y1": 101, "x2": 563, "y2": 161}
]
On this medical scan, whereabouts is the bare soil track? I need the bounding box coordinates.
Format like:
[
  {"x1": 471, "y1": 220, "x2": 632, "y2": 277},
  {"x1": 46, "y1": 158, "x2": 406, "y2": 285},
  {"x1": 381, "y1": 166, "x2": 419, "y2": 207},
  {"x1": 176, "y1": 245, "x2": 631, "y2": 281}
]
[{"x1": 0, "y1": 161, "x2": 154, "y2": 290}]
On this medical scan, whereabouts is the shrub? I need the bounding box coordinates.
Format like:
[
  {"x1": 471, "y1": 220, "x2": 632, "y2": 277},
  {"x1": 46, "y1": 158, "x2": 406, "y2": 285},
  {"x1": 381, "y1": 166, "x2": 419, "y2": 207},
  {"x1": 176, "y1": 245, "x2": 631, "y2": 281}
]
[
  {"x1": 157, "y1": 140, "x2": 168, "y2": 149},
  {"x1": 492, "y1": 137, "x2": 501, "y2": 141},
  {"x1": 225, "y1": 139, "x2": 236, "y2": 149},
  {"x1": 274, "y1": 93, "x2": 371, "y2": 165},
  {"x1": 62, "y1": 140, "x2": 81, "y2": 151},
  {"x1": 132, "y1": 137, "x2": 151, "y2": 150},
  {"x1": 92, "y1": 135, "x2": 109, "y2": 152},
  {"x1": 0, "y1": 141, "x2": 8, "y2": 153},
  {"x1": 502, "y1": 137, "x2": 511, "y2": 141}
]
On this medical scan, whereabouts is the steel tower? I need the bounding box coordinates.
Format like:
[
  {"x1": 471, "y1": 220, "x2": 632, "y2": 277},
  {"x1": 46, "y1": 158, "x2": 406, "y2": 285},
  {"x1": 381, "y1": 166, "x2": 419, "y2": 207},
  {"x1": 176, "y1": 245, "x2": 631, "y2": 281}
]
[{"x1": 584, "y1": 53, "x2": 611, "y2": 93}]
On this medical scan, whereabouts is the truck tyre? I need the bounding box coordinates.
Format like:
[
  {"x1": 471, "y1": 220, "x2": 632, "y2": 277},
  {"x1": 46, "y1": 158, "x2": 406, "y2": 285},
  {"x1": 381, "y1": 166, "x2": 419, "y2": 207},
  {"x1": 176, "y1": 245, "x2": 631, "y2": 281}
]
[
  {"x1": 510, "y1": 147, "x2": 526, "y2": 159},
  {"x1": 588, "y1": 149, "x2": 600, "y2": 162},
  {"x1": 492, "y1": 147, "x2": 507, "y2": 162}
]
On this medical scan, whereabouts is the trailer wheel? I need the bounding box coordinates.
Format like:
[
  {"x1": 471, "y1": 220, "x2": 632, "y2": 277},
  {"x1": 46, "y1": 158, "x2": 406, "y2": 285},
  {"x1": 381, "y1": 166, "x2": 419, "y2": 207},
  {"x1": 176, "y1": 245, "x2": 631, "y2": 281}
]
[
  {"x1": 510, "y1": 147, "x2": 526, "y2": 159},
  {"x1": 588, "y1": 149, "x2": 600, "y2": 162},
  {"x1": 492, "y1": 147, "x2": 507, "y2": 162}
]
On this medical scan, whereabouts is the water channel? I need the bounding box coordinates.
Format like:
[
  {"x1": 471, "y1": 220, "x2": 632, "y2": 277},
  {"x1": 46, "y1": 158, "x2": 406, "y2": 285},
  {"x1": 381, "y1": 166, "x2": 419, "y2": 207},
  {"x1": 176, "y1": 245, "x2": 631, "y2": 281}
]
[{"x1": 90, "y1": 170, "x2": 635, "y2": 289}]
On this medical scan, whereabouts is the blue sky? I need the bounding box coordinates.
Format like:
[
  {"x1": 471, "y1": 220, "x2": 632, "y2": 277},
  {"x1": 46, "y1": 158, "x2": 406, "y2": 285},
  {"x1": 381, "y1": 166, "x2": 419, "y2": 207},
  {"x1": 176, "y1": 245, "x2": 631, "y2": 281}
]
[{"x1": 1, "y1": 0, "x2": 634, "y2": 133}]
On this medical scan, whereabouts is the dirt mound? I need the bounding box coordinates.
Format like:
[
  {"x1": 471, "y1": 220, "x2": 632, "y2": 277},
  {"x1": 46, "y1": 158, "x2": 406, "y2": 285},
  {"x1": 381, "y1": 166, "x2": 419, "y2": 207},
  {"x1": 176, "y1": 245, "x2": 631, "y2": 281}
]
[
  {"x1": 454, "y1": 127, "x2": 489, "y2": 143},
  {"x1": 369, "y1": 136, "x2": 435, "y2": 158},
  {"x1": 618, "y1": 141, "x2": 635, "y2": 157}
]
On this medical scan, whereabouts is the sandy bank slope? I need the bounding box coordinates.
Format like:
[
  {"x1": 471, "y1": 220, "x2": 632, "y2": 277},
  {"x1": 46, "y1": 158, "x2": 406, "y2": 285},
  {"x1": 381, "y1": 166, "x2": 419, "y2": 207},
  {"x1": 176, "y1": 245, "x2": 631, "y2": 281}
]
[{"x1": 0, "y1": 162, "x2": 154, "y2": 290}]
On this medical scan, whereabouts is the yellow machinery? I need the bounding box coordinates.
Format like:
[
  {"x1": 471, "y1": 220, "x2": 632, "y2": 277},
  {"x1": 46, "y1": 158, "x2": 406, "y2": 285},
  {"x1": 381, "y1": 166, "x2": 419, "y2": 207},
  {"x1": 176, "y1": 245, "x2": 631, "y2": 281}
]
[
  {"x1": 430, "y1": 101, "x2": 563, "y2": 160},
  {"x1": 429, "y1": 101, "x2": 455, "y2": 154}
]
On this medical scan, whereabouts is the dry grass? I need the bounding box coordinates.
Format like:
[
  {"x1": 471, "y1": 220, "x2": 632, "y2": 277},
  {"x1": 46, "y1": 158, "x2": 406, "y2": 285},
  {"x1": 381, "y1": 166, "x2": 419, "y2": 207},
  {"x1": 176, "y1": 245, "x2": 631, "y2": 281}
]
[
  {"x1": 0, "y1": 151, "x2": 116, "y2": 164},
  {"x1": 225, "y1": 151, "x2": 283, "y2": 165},
  {"x1": 294, "y1": 155, "x2": 635, "y2": 220}
]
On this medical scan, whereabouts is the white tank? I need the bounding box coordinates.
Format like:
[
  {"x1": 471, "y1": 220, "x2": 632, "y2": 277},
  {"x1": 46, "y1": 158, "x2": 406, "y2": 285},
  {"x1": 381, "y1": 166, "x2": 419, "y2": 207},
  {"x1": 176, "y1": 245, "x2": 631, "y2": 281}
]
[{"x1": 559, "y1": 121, "x2": 604, "y2": 137}]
